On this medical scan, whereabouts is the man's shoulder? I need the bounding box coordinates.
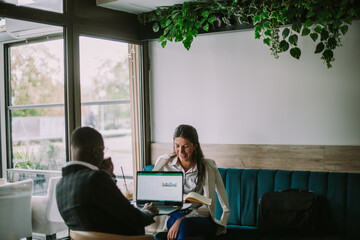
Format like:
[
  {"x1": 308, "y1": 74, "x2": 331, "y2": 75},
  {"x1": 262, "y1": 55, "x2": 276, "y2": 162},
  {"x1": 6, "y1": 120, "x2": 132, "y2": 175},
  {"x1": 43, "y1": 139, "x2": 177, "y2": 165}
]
[{"x1": 61, "y1": 165, "x2": 107, "y2": 184}]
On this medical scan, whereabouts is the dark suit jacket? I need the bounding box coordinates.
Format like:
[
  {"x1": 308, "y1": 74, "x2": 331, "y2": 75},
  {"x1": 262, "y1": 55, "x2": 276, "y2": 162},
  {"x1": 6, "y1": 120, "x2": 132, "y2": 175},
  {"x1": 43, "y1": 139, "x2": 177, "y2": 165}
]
[{"x1": 56, "y1": 164, "x2": 154, "y2": 235}]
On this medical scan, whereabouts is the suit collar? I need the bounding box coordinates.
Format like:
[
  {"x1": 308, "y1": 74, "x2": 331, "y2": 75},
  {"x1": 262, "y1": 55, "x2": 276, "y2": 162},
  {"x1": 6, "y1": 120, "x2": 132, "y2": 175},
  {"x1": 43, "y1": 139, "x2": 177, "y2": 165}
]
[{"x1": 65, "y1": 160, "x2": 99, "y2": 170}]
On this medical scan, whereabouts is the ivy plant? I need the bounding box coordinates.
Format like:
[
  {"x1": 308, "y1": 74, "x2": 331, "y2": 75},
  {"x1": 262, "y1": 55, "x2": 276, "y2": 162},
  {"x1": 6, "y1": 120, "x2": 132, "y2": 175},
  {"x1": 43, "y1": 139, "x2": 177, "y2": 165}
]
[
  {"x1": 139, "y1": 0, "x2": 360, "y2": 68},
  {"x1": 140, "y1": 1, "x2": 232, "y2": 50}
]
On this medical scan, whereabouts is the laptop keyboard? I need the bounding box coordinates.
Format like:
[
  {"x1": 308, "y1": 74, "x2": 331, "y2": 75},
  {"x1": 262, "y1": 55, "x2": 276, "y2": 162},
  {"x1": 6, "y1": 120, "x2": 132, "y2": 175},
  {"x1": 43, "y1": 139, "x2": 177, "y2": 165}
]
[{"x1": 136, "y1": 204, "x2": 181, "y2": 215}]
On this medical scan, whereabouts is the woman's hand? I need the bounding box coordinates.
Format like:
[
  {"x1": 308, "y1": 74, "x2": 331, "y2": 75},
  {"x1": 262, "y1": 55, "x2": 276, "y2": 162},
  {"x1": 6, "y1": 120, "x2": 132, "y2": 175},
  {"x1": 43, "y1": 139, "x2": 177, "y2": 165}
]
[{"x1": 167, "y1": 216, "x2": 185, "y2": 240}]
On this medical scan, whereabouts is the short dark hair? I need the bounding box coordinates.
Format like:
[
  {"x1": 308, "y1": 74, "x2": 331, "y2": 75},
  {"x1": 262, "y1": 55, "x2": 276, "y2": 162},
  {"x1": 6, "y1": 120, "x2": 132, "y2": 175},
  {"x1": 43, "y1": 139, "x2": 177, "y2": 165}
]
[{"x1": 71, "y1": 126, "x2": 103, "y2": 148}]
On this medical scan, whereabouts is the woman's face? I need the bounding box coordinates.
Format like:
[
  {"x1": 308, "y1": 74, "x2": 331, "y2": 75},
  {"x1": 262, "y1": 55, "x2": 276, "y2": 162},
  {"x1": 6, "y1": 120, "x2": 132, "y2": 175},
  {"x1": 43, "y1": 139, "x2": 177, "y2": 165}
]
[{"x1": 174, "y1": 137, "x2": 197, "y2": 163}]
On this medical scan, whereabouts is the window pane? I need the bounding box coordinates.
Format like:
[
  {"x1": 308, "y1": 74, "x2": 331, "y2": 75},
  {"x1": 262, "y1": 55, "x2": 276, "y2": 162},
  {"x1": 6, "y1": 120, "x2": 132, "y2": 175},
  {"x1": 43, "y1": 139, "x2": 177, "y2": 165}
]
[
  {"x1": 79, "y1": 36, "x2": 133, "y2": 177},
  {"x1": 81, "y1": 104, "x2": 132, "y2": 175},
  {"x1": 1, "y1": 0, "x2": 63, "y2": 13},
  {"x1": 79, "y1": 36, "x2": 130, "y2": 102},
  {"x1": 11, "y1": 107, "x2": 65, "y2": 170},
  {"x1": 9, "y1": 38, "x2": 65, "y2": 171},
  {"x1": 10, "y1": 39, "x2": 64, "y2": 105}
]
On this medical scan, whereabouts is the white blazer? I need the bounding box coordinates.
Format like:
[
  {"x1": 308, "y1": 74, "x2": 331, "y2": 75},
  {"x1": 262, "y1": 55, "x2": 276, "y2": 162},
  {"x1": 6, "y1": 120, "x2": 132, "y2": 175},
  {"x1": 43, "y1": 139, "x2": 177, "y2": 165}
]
[{"x1": 153, "y1": 154, "x2": 231, "y2": 235}]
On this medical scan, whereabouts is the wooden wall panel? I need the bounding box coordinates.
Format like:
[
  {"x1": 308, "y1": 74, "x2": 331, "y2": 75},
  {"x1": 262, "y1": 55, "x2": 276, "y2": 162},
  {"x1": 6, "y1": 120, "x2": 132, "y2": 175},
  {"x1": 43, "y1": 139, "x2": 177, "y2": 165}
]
[{"x1": 150, "y1": 143, "x2": 360, "y2": 173}]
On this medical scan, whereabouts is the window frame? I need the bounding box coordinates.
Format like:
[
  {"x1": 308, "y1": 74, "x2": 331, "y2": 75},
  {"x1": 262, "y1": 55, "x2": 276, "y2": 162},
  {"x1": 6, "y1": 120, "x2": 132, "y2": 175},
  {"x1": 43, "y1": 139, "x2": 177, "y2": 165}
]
[
  {"x1": 4, "y1": 35, "x2": 66, "y2": 170},
  {"x1": 0, "y1": 1, "x2": 151, "y2": 178}
]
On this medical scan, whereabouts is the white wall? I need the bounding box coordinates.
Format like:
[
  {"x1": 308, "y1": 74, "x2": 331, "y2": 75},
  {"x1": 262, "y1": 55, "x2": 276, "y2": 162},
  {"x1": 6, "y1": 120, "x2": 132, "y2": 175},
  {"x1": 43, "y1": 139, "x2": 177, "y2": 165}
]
[{"x1": 149, "y1": 20, "x2": 360, "y2": 145}]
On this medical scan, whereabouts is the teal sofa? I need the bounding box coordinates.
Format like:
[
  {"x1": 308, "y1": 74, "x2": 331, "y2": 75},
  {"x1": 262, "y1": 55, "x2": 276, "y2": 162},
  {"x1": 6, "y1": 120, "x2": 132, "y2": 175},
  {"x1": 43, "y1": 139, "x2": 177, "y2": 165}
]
[{"x1": 144, "y1": 165, "x2": 360, "y2": 240}]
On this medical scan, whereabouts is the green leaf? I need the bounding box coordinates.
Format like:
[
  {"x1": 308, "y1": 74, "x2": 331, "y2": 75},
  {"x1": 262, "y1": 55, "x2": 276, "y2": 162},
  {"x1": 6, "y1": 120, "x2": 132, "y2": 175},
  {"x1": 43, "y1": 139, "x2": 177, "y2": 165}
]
[
  {"x1": 290, "y1": 47, "x2": 301, "y2": 59},
  {"x1": 314, "y1": 25, "x2": 322, "y2": 34},
  {"x1": 178, "y1": 19, "x2": 184, "y2": 28},
  {"x1": 255, "y1": 31, "x2": 261, "y2": 39},
  {"x1": 208, "y1": 16, "x2": 215, "y2": 24},
  {"x1": 203, "y1": 23, "x2": 209, "y2": 31},
  {"x1": 200, "y1": 18, "x2": 207, "y2": 25},
  {"x1": 306, "y1": 11, "x2": 315, "y2": 19},
  {"x1": 328, "y1": 37, "x2": 337, "y2": 49},
  {"x1": 194, "y1": 22, "x2": 201, "y2": 29},
  {"x1": 348, "y1": 8, "x2": 356, "y2": 17},
  {"x1": 160, "y1": 18, "x2": 167, "y2": 28},
  {"x1": 165, "y1": 19, "x2": 172, "y2": 27},
  {"x1": 340, "y1": 25, "x2": 349, "y2": 35},
  {"x1": 320, "y1": 29, "x2": 329, "y2": 41},
  {"x1": 344, "y1": 15, "x2": 353, "y2": 25},
  {"x1": 301, "y1": 27, "x2": 311, "y2": 36},
  {"x1": 304, "y1": 19, "x2": 313, "y2": 28},
  {"x1": 161, "y1": 40, "x2": 167, "y2": 48},
  {"x1": 270, "y1": 11, "x2": 279, "y2": 19},
  {"x1": 264, "y1": 29, "x2": 272, "y2": 36},
  {"x1": 201, "y1": 11, "x2": 210, "y2": 18},
  {"x1": 271, "y1": 3, "x2": 280, "y2": 9},
  {"x1": 291, "y1": 22, "x2": 302, "y2": 33},
  {"x1": 315, "y1": 42, "x2": 325, "y2": 53},
  {"x1": 254, "y1": 15, "x2": 261, "y2": 24},
  {"x1": 158, "y1": 35, "x2": 165, "y2": 42},
  {"x1": 148, "y1": 13, "x2": 156, "y2": 22},
  {"x1": 310, "y1": 33, "x2": 318, "y2": 41},
  {"x1": 263, "y1": 21, "x2": 271, "y2": 29},
  {"x1": 277, "y1": 16, "x2": 285, "y2": 24},
  {"x1": 182, "y1": 38, "x2": 192, "y2": 50},
  {"x1": 255, "y1": 25, "x2": 262, "y2": 32},
  {"x1": 190, "y1": 29, "x2": 198, "y2": 37},
  {"x1": 282, "y1": 28, "x2": 290, "y2": 39},
  {"x1": 289, "y1": 34, "x2": 298, "y2": 46},
  {"x1": 322, "y1": 49, "x2": 334, "y2": 60},
  {"x1": 261, "y1": 11, "x2": 270, "y2": 19},
  {"x1": 279, "y1": 40, "x2": 290, "y2": 52},
  {"x1": 175, "y1": 34, "x2": 183, "y2": 42},
  {"x1": 152, "y1": 23, "x2": 160, "y2": 32},
  {"x1": 333, "y1": 20, "x2": 342, "y2": 29},
  {"x1": 263, "y1": 38, "x2": 271, "y2": 46}
]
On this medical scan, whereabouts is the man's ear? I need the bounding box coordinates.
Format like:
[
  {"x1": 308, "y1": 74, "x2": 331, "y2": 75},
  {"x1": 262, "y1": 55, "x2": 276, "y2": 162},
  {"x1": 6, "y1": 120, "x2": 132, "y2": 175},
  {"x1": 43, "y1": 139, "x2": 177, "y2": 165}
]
[
  {"x1": 70, "y1": 146, "x2": 78, "y2": 161},
  {"x1": 92, "y1": 146, "x2": 98, "y2": 159}
]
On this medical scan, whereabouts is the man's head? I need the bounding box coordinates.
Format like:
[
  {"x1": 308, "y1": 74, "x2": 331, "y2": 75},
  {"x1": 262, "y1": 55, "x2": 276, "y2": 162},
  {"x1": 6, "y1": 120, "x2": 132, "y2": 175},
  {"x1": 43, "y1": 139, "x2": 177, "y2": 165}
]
[{"x1": 71, "y1": 126, "x2": 105, "y2": 167}]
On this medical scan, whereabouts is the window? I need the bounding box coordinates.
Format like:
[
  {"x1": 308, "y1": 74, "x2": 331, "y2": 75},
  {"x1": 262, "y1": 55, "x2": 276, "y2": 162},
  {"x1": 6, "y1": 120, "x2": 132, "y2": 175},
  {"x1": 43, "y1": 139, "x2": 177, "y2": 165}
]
[
  {"x1": 8, "y1": 38, "x2": 66, "y2": 171},
  {"x1": 79, "y1": 36, "x2": 139, "y2": 178},
  {"x1": 1, "y1": 0, "x2": 63, "y2": 13}
]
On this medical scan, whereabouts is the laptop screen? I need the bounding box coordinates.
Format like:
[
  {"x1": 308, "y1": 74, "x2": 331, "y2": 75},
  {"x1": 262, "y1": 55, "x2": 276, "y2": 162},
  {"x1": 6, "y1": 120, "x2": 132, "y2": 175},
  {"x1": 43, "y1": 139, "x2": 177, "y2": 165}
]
[{"x1": 136, "y1": 171, "x2": 183, "y2": 204}]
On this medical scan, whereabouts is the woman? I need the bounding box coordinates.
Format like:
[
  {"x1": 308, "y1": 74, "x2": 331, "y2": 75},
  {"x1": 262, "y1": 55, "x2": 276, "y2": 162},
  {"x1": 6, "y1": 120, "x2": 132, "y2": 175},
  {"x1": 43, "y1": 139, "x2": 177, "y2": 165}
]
[{"x1": 153, "y1": 124, "x2": 230, "y2": 240}]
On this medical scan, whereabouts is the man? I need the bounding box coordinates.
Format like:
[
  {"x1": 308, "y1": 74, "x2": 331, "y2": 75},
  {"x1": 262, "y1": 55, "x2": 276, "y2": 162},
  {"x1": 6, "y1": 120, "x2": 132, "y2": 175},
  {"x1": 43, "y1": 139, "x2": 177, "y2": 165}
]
[{"x1": 56, "y1": 126, "x2": 157, "y2": 235}]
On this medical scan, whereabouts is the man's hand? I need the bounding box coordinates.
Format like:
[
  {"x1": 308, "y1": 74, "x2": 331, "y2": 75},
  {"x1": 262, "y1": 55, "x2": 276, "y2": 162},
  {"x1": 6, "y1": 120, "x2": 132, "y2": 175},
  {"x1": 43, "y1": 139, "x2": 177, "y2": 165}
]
[
  {"x1": 142, "y1": 202, "x2": 159, "y2": 215},
  {"x1": 99, "y1": 157, "x2": 115, "y2": 178},
  {"x1": 167, "y1": 217, "x2": 185, "y2": 240}
]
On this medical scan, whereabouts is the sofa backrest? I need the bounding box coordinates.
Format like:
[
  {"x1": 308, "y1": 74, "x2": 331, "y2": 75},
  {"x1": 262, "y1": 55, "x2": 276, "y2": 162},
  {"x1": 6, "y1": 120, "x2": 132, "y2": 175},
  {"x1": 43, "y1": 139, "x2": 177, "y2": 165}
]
[{"x1": 216, "y1": 168, "x2": 360, "y2": 237}]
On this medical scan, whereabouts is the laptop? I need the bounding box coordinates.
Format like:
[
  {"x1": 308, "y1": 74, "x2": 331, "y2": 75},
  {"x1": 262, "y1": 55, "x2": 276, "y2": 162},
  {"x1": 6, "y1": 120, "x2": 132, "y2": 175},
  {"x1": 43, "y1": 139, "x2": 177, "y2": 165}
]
[{"x1": 136, "y1": 171, "x2": 185, "y2": 215}]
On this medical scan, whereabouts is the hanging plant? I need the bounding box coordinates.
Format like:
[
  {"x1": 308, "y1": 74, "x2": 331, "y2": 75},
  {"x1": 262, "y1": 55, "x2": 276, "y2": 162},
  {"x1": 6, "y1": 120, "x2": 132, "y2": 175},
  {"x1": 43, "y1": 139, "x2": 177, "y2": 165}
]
[
  {"x1": 139, "y1": 0, "x2": 360, "y2": 68},
  {"x1": 140, "y1": 1, "x2": 233, "y2": 50}
]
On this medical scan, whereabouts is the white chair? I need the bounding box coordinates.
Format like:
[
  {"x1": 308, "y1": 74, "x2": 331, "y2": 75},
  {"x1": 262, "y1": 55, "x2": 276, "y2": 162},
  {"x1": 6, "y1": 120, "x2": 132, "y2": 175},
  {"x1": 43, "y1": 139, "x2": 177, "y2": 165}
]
[
  {"x1": 70, "y1": 230, "x2": 155, "y2": 240},
  {"x1": 0, "y1": 179, "x2": 33, "y2": 240},
  {"x1": 32, "y1": 176, "x2": 68, "y2": 239}
]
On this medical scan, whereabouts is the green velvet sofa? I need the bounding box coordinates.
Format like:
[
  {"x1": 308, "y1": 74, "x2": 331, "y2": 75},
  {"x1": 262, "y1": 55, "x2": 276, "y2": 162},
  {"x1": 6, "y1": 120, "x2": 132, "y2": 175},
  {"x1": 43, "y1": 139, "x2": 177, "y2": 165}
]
[
  {"x1": 144, "y1": 165, "x2": 360, "y2": 240},
  {"x1": 215, "y1": 168, "x2": 360, "y2": 240}
]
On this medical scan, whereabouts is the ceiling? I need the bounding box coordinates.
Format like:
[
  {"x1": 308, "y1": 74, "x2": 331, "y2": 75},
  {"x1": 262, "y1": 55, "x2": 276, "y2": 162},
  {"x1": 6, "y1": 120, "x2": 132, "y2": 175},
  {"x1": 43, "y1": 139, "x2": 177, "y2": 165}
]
[
  {"x1": 96, "y1": 0, "x2": 188, "y2": 14},
  {"x1": 0, "y1": 0, "x2": 185, "y2": 43}
]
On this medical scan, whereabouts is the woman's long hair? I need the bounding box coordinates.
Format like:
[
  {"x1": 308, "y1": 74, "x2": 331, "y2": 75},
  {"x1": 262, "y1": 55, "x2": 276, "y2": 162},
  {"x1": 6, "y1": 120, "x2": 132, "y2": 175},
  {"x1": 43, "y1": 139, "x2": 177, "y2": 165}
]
[{"x1": 172, "y1": 124, "x2": 205, "y2": 189}]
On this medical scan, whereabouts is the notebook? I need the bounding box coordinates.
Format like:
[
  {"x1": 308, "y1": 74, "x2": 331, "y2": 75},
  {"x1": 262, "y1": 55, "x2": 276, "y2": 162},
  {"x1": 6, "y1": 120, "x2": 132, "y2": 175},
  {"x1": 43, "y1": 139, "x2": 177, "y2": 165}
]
[{"x1": 136, "y1": 171, "x2": 185, "y2": 215}]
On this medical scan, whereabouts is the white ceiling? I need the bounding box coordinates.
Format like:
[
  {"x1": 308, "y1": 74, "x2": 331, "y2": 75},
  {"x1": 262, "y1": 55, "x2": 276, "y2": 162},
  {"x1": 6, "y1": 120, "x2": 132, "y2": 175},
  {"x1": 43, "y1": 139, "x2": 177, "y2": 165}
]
[{"x1": 96, "y1": 0, "x2": 188, "y2": 14}]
